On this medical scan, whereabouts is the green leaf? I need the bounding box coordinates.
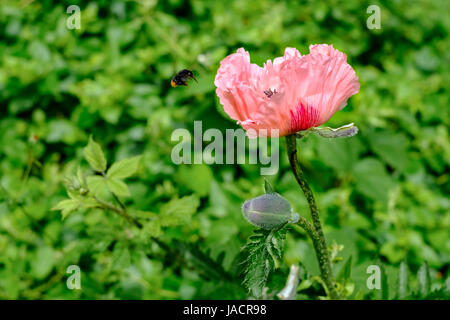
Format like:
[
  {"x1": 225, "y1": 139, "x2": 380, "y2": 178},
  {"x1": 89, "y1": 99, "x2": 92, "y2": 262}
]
[
  {"x1": 352, "y1": 158, "x2": 394, "y2": 203},
  {"x1": 366, "y1": 129, "x2": 409, "y2": 171},
  {"x1": 159, "y1": 195, "x2": 200, "y2": 226},
  {"x1": 337, "y1": 256, "x2": 354, "y2": 297},
  {"x1": 106, "y1": 156, "x2": 142, "y2": 179},
  {"x1": 175, "y1": 241, "x2": 232, "y2": 281},
  {"x1": 142, "y1": 220, "x2": 162, "y2": 238},
  {"x1": 32, "y1": 246, "x2": 55, "y2": 280},
  {"x1": 83, "y1": 136, "x2": 107, "y2": 172},
  {"x1": 112, "y1": 243, "x2": 131, "y2": 271},
  {"x1": 80, "y1": 197, "x2": 100, "y2": 209},
  {"x1": 337, "y1": 256, "x2": 353, "y2": 281},
  {"x1": 107, "y1": 178, "x2": 130, "y2": 197},
  {"x1": 263, "y1": 178, "x2": 275, "y2": 194},
  {"x1": 51, "y1": 199, "x2": 79, "y2": 219},
  {"x1": 86, "y1": 175, "x2": 108, "y2": 196},
  {"x1": 317, "y1": 136, "x2": 365, "y2": 172},
  {"x1": 77, "y1": 166, "x2": 86, "y2": 187},
  {"x1": 177, "y1": 164, "x2": 213, "y2": 197},
  {"x1": 398, "y1": 261, "x2": 408, "y2": 299},
  {"x1": 241, "y1": 228, "x2": 287, "y2": 298}
]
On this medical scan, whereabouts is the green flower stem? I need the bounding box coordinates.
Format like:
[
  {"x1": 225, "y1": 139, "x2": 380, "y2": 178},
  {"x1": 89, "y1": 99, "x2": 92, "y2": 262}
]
[{"x1": 286, "y1": 134, "x2": 339, "y2": 299}]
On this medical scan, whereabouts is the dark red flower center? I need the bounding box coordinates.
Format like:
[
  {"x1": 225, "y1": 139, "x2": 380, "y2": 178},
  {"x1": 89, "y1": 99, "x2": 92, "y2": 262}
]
[{"x1": 290, "y1": 102, "x2": 319, "y2": 132}]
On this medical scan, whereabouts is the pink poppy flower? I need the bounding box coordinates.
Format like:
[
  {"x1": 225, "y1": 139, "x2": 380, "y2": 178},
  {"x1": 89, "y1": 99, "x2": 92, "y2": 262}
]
[{"x1": 214, "y1": 45, "x2": 360, "y2": 137}]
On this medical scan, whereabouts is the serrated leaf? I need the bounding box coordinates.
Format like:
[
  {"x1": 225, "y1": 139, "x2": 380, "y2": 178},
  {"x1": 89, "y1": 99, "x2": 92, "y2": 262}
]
[
  {"x1": 106, "y1": 156, "x2": 141, "y2": 179},
  {"x1": 241, "y1": 228, "x2": 287, "y2": 298},
  {"x1": 159, "y1": 195, "x2": 200, "y2": 226},
  {"x1": 83, "y1": 136, "x2": 107, "y2": 172},
  {"x1": 86, "y1": 175, "x2": 108, "y2": 196},
  {"x1": 398, "y1": 261, "x2": 408, "y2": 299},
  {"x1": 51, "y1": 199, "x2": 79, "y2": 219},
  {"x1": 106, "y1": 178, "x2": 130, "y2": 197}
]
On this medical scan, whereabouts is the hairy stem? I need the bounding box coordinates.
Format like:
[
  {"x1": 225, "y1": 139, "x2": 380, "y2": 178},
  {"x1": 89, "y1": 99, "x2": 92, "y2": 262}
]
[
  {"x1": 286, "y1": 134, "x2": 339, "y2": 299},
  {"x1": 296, "y1": 216, "x2": 317, "y2": 240}
]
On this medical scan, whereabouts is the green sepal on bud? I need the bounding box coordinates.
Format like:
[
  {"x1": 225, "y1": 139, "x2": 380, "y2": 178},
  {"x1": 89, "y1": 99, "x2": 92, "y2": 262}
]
[
  {"x1": 296, "y1": 123, "x2": 359, "y2": 139},
  {"x1": 242, "y1": 192, "x2": 299, "y2": 230}
]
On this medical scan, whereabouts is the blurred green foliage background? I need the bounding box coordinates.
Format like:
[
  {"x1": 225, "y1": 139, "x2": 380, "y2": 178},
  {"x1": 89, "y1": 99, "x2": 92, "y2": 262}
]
[{"x1": 0, "y1": 0, "x2": 449, "y2": 299}]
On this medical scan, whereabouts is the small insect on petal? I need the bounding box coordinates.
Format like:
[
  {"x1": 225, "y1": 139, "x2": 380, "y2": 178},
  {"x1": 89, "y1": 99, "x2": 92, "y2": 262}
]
[
  {"x1": 242, "y1": 193, "x2": 299, "y2": 230},
  {"x1": 264, "y1": 89, "x2": 277, "y2": 98},
  {"x1": 214, "y1": 45, "x2": 360, "y2": 137}
]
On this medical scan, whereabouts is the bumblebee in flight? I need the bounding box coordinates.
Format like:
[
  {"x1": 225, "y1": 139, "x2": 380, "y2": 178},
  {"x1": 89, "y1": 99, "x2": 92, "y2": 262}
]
[{"x1": 171, "y1": 69, "x2": 197, "y2": 87}]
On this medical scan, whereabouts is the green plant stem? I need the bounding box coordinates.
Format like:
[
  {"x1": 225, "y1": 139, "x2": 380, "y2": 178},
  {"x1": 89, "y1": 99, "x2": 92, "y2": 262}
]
[
  {"x1": 296, "y1": 216, "x2": 317, "y2": 240},
  {"x1": 286, "y1": 134, "x2": 339, "y2": 299},
  {"x1": 94, "y1": 196, "x2": 186, "y2": 264},
  {"x1": 93, "y1": 194, "x2": 235, "y2": 283},
  {"x1": 94, "y1": 196, "x2": 142, "y2": 228}
]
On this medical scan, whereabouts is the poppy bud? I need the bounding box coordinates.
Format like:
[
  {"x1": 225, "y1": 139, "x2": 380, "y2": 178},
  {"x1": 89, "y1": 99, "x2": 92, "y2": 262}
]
[{"x1": 242, "y1": 193, "x2": 299, "y2": 230}]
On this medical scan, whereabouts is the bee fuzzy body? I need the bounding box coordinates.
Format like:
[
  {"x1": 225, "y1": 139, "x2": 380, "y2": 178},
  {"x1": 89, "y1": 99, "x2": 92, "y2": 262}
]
[{"x1": 171, "y1": 69, "x2": 197, "y2": 87}]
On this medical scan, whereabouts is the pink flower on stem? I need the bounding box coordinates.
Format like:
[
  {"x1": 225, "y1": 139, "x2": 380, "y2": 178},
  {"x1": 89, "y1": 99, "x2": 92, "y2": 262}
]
[{"x1": 214, "y1": 45, "x2": 360, "y2": 137}]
